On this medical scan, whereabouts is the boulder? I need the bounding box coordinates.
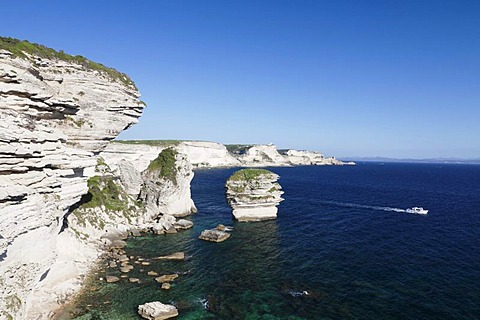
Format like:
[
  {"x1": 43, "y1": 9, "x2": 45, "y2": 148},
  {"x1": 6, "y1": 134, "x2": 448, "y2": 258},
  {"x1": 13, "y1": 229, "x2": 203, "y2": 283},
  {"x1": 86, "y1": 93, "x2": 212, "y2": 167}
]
[
  {"x1": 138, "y1": 301, "x2": 178, "y2": 320},
  {"x1": 161, "y1": 283, "x2": 171, "y2": 290},
  {"x1": 199, "y1": 229, "x2": 230, "y2": 242},
  {"x1": 155, "y1": 274, "x2": 178, "y2": 283},
  {"x1": 174, "y1": 219, "x2": 194, "y2": 230},
  {"x1": 105, "y1": 276, "x2": 120, "y2": 283}
]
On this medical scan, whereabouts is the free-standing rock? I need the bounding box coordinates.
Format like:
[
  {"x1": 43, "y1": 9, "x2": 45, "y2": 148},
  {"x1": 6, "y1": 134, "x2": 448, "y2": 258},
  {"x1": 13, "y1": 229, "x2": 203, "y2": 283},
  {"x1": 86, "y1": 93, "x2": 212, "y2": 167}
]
[
  {"x1": 199, "y1": 229, "x2": 230, "y2": 242},
  {"x1": 225, "y1": 169, "x2": 284, "y2": 221},
  {"x1": 138, "y1": 301, "x2": 178, "y2": 320}
]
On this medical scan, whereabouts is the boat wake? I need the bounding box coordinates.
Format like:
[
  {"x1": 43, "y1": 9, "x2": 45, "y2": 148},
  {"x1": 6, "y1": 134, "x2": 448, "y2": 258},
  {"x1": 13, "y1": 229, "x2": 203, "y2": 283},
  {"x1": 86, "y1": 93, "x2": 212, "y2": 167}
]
[{"x1": 319, "y1": 201, "x2": 407, "y2": 213}]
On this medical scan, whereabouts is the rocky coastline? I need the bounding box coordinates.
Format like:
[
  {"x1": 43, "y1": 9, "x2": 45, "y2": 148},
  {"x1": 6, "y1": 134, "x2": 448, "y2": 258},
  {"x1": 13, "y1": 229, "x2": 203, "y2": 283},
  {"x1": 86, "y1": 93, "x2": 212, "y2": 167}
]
[
  {"x1": 102, "y1": 140, "x2": 355, "y2": 169},
  {"x1": 0, "y1": 37, "x2": 353, "y2": 319}
]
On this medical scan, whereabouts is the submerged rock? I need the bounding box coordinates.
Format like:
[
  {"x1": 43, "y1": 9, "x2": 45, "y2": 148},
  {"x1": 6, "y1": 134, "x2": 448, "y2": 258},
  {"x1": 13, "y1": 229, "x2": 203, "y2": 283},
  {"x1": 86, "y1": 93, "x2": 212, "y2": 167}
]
[
  {"x1": 199, "y1": 229, "x2": 231, "y2": 242},
  {"x1": 138, "y1": 301, "x2": 178, "y2": 320},
  {"x1": 225, "y1": 169, "x2": 284, "y2": 221},
  {"x1": 161, "y1": 283, "x2": 172, "y2": 290},
  {"x1": 155, "y1": 252, "x2": 185, "y2": 260},
  {"x1": 155, "y1": 274, "x2": 179, "y2": 283},
  {"x1": 105, "y1": 276, "x2": 120, "y2": 283}
]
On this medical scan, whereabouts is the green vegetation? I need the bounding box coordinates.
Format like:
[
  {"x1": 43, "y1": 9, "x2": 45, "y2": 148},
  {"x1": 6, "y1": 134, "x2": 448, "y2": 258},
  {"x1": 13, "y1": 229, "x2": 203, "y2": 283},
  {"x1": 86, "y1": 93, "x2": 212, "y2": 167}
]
[
  {"x1": 225, "y1": 144, "x2": 253, "y2": 155},
  {"x1": 94, "y1": 157, "x2": 110, "y2": 173},
  {"x1": 267, "y1": 182, "x2": 281, "y2": 193},
  {"x1": 228, "y1": 169, "x2": 274, "y2": 182},
  {"x1": 81, "y1": 176, "x2": 126, "y2": 212},
  {"x1": 0, "y1": 36, "x2": 136, "y2": 88},
  {"x1": 113, "y1": 140, "x2": 181, "y2": 147},
  {"x1": 72, "y1": 174, "x2": 141, "y2": 230},
  {"x1": 147, "y1": 148, "x2": 178, "y2": 184}
]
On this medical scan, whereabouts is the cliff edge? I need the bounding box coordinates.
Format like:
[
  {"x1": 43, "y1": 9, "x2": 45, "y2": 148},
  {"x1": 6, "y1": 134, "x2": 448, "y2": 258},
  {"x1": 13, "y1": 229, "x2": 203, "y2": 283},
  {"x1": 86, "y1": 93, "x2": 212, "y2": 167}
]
[{"x1": 0, "y1": 37, "x2": 145, "y2": 319}]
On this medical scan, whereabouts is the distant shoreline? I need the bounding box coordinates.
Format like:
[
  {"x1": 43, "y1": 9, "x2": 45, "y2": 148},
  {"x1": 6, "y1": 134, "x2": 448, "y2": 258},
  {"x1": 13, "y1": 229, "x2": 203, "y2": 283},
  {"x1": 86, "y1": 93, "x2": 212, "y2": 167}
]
[{"x1": 340, "y1": 158, "x2": 480, "y2": 165}]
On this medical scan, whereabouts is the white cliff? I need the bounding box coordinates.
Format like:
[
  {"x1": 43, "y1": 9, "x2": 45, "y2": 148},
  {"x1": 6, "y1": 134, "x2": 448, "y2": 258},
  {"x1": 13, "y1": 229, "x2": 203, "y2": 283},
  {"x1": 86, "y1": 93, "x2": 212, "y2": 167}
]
[
  {"x1": 225, "y1": 169, "x2": 284, "y2": 221},
  {"x1": 283, "y1": 149, "x2": 349, "y2": 165},
  {"x1": 100, "y1": 142, "x2": 197, "y2": 218},
  {"x1": 238, "y1": 144, "x2": 292, "y2": 167},
  {"x1": 138, "y1": 148, "x2": 197, "y2": 218},
  {"x1": 0, "y1": 39, "x2": 144, "y2": 319},
  {"x1": 177, "y1": 141, "x2": 240, "y2": 168},
  {"x1": 103, "y1": 141, "x2": 354, "y2": 169}
]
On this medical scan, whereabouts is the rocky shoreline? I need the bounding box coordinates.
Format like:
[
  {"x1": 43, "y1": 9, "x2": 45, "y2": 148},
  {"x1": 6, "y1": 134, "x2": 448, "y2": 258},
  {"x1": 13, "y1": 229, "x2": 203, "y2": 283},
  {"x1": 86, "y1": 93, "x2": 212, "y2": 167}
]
[{"x1": 0, "y1": 38, "x2": 353, "y2": 319}]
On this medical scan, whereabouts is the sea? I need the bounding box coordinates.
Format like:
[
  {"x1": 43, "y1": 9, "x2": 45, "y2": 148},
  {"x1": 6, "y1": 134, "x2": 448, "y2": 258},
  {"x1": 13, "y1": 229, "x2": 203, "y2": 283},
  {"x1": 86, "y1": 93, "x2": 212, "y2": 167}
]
[{"x1": 71, "y1": 163, "x2": 480, "y2": 320}]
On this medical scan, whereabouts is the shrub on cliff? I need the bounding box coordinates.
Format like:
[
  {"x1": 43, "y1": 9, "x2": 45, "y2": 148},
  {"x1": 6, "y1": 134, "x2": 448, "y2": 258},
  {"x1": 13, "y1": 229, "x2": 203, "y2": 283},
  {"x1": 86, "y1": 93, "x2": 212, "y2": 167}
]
[
  {"x1": 147, "y1": 148, "x2": 178, "y2": 184},
  {"x1": 228, "y1": 168, "x2": 274, "y2": 182}
]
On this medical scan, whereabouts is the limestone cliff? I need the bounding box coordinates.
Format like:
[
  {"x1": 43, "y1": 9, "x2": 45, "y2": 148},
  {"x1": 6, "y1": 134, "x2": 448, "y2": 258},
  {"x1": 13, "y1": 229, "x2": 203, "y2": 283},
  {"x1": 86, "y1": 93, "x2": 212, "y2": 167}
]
[
  {"x1": 99, "y1": 142, "x2": 197, "y2": 219},
  {"x1": 238, "y1": 144, "x2": 292, "y2": 166},
  {"x1": 225, "y1": 169, "x2": 284, "y2": 221},
  {"x1": 103, "y1": 141, "x2": 354, "y2": 169},
  {"x1": 0, "y1": 38, "x2": 144, "y2": 319},
  {"x1": 139, "y1": 148, "x2": 197, "y2": 218}
]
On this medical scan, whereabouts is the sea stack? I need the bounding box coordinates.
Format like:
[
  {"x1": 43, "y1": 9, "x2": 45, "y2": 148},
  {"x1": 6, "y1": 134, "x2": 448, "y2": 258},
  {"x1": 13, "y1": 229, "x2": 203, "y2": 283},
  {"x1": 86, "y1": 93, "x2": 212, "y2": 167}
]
[{"x1": 225, "y1": 169, "x2": 284, "y2": 221}]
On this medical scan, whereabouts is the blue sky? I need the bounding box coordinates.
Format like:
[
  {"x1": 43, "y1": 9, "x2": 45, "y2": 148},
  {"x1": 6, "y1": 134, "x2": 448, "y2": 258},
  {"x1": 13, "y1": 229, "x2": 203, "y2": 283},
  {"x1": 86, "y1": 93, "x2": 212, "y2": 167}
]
[{"x1": 3, "y1": 1, "x2": 479, "y2": 158}]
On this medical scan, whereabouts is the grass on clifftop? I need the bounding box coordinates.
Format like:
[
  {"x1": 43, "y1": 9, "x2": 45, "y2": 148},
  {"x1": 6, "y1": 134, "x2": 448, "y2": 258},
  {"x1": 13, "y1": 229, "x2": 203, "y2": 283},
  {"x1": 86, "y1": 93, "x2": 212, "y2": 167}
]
[
  {"x1": 147, "y1": 148, "x2": 178, "y2": 184},
  {"x1": 114, "y1": 140, "x2": 181, "y2": 147},
  {"x1": 228, "y1": 169, "x2": 274, "y2": 182},
  {"x1": 0, "y1": 36, "x2": 136, "y2": 88}
]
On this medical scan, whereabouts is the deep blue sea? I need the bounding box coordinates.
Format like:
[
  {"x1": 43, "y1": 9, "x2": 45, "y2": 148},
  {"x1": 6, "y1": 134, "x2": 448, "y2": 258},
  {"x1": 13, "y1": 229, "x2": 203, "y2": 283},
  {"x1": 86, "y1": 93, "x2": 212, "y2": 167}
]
[{"x1": 72, "y1": 163, "x2": 480, "y2": 320}]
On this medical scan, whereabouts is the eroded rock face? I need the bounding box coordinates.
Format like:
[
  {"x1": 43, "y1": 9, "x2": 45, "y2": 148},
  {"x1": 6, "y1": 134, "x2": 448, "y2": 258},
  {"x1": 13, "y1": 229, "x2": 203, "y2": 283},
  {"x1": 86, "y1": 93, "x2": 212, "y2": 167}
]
[
  {"x1": 225, "y1": 169, "x2": 284, "y2": 221},
  {"x1": 177, "y1": 141, "x2": 241, "y2": 168},
  {"x1": 0, "y1": 44, "x2": 144, "y2": 319},
  {"x1": 139, "y1": 148, "x2": 197, "y2": 218},
  {"x1": 238, "y1": 144, "x2": 291, "y2": 167}
]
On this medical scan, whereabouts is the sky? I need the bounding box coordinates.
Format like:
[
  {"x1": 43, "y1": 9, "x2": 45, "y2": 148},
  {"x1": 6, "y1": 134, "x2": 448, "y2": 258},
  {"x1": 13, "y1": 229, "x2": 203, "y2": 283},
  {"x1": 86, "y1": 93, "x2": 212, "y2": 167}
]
[{"x1": 2, "y1": 1, "x2": 479, "y2": 158}]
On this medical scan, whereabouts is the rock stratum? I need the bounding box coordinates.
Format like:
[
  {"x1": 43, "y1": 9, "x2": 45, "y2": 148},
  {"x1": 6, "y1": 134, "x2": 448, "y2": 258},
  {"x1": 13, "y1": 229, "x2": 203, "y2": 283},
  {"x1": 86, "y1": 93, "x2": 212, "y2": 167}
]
[
  {"x1": 0, "y1": 38, "x2": 146, "y2": 319},
  {"x1": 225, "y1": 169, "x2": 284, "y2": 221}
]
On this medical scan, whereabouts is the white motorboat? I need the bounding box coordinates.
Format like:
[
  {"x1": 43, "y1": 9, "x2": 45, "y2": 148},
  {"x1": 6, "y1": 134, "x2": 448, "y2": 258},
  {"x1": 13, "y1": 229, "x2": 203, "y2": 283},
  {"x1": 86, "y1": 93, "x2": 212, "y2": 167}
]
[{"x1": 406, "y1": 207, "x2": 428, "y2": 215}]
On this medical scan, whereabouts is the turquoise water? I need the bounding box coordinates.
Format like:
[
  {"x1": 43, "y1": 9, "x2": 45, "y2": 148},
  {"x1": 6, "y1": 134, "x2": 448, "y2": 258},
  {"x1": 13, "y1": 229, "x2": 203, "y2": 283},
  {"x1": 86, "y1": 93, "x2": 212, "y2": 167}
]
[{"x1": 72, "y1": 163, "x2": 480, "y2": 319}]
